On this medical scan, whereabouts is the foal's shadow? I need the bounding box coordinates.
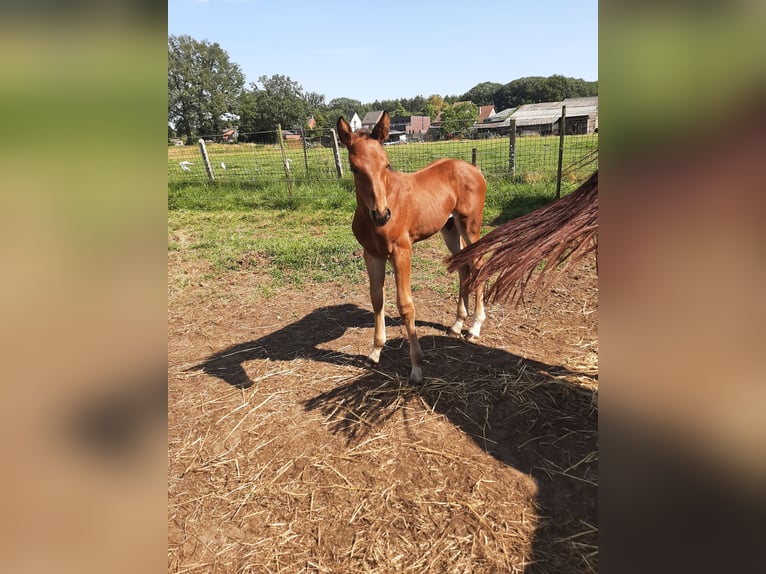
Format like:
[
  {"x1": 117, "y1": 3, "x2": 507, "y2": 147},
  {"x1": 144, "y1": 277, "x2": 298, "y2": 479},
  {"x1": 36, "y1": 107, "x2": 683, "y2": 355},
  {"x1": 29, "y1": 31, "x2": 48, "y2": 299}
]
[
  {"x1": 189, "y1": 303, "x2": 445, "y2": 388},
  {"x1": 192, "y1": 302, "x2": 598, "y2": 573},
  {"x1": 299, "y1": 318, "x2": 598, "y2": 573}
]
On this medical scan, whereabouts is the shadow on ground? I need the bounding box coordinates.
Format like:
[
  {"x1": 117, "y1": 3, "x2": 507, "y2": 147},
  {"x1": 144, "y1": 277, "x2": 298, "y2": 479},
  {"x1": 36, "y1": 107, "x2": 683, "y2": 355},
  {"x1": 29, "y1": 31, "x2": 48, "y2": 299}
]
[{"x1": 192, "y1": 303, "x2": 598, "y2": 573}]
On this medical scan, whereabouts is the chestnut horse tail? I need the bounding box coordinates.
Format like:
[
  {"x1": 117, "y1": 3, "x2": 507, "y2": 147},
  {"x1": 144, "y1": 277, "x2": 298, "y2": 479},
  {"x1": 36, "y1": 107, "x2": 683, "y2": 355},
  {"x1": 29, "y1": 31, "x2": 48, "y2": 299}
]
[{"x1": 447, "y1": 170, "x2": 598, "y2": 305}]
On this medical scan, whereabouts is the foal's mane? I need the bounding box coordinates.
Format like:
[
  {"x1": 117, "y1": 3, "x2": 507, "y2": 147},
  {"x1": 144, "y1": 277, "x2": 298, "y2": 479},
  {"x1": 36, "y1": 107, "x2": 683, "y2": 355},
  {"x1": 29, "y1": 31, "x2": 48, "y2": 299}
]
[{"x1": 348, "y1": 128, "x2": 376, "y2": 142}]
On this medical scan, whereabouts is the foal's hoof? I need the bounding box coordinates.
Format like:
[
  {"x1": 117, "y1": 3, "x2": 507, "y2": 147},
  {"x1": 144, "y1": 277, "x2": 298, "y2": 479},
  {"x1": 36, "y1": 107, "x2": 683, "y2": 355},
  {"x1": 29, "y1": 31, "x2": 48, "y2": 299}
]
[
  {"x1": 465, "y1": 333, "x2": 480, "y2": 343},
  {"x1": 368, "y1": 348, "x2": 382, "y2": 364},
  {"x1": 447, "y1": 328, "x2": 463, "y2": 339},
  {"x1": 409, "y1": 366, "x2": 423, "y2": 385}
]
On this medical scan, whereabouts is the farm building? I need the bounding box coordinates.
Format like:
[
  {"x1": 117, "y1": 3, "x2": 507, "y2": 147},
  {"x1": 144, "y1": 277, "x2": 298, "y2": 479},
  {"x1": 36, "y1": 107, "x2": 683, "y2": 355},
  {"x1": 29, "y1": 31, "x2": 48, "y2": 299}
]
[
  {"x1": 385, "y1": 130, "x2": 408, "y2": 144},
  {"x1": 560, "y1": 96, "x2": 598, "y2": 134},
  {"x1": 510, "y1": 101, "x2": 564, "y2": 136},
  {"x1": 478, "y1": 105, "x2": 496, "y2": 122},
  {"x1": 473, "y1": 108, "x2": 517, "y2": 137},
  {"x1": 359, "y1": 111, "x2": 429, "y2": 143},
  {"x1": 390, "y1": 115, "x2": 431, "y2": 139},
  {"x1": 510, "y1": 96, "x2": 598, "y2": 136},
  {"x1": 221, "y1": 126, "x2": 238, "y2": 143},
  {"x1": 348, "y1": 112, "x2": 362, "y2": 132},
  {"x1": 361, "y1": 110, "x2": 385, "y2": 131}
]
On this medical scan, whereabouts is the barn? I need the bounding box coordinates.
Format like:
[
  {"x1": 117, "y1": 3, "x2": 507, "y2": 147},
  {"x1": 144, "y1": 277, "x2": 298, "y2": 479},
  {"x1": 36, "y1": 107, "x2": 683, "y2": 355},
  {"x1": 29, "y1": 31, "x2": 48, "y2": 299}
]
[{"x1": 510, "y1": 96, "x2": 598, "y2": 136}]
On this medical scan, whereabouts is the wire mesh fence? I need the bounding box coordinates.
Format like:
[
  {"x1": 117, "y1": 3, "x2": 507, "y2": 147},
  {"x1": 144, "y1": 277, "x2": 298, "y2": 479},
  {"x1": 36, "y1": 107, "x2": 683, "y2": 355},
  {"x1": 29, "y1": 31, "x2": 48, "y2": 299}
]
[{"x1": 168, "y1": 118, "x2": 598, "y2": 194}]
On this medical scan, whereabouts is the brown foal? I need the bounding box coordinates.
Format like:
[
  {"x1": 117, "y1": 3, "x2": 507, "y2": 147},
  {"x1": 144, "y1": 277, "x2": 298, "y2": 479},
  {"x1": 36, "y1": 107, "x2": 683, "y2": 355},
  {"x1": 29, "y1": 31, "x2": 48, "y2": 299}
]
[{"x1": 337, "y1": 111, "x2": 487, "y2": 384}]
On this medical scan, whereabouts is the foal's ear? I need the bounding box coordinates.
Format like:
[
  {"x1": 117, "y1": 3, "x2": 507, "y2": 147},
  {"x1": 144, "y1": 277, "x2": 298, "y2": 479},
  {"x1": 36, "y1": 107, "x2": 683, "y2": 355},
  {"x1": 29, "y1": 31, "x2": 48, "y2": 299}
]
[
  {"x1": 371, "y1": 111, "x2": 390, "y2": 143},
  {"x1": 336, "y1": 116, "x2": 352, "y2": 146}
]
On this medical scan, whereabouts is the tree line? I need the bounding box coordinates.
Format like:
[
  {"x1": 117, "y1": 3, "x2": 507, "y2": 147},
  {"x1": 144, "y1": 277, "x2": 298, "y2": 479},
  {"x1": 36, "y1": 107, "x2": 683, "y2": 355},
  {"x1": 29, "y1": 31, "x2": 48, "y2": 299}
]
[{"x1": 168, "y1": 34, "x2": 597, "y2": 142}]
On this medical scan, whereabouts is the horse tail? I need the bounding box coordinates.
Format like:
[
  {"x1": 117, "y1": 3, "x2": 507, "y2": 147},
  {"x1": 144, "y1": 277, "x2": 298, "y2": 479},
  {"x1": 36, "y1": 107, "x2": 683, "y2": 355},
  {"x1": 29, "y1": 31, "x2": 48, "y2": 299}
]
[{"x1": 447, "y1": 170, "x2": 598, "y2": 304}]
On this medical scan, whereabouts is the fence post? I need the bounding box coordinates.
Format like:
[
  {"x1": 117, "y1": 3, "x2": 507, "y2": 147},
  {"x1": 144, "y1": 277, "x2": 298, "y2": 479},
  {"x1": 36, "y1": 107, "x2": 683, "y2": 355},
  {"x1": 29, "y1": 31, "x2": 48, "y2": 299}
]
[
  {"x1": 276, "y1": 124, "x2": 294, "y2": 200},
  {"x1": 330, "y1": 128, "x2": 343, "y2": 179},
  {"x1": 299, "y1": 127, "x2": 309, "y2": 177},
  {"x1": 198, "y1": 138, "x2": 215, "y2": 181},
  {"x1": 471, "y1": 147, "x2": 477, "y2": 167},
  {"x1": 508, "y1": 119, "x2": 516, "y2": 177},
  {"x1": 556, "y1": 106, "x2": 566, "y2": 199}
]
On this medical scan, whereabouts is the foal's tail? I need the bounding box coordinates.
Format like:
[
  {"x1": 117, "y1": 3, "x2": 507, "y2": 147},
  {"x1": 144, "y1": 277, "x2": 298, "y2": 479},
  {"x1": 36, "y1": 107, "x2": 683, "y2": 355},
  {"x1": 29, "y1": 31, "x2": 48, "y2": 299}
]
[{"x1": 447, "y1": 170, "x2": 598, "y2": 304}]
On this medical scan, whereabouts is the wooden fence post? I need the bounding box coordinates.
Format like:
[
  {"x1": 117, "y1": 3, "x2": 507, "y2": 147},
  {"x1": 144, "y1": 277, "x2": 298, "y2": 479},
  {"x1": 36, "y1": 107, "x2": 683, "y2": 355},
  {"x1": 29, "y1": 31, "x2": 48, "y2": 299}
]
[
  {"x1": 556, "y1": 106, "x2": 566, "y2": 199},
  {"x1": 471, "y1": 147, "x2": 477, "y2": 166},
  {"x1": 508, "y1": 119, "x2": 516, "y2": 177},
  {"x1": 198, "y1": 138, "x2": 215, "y2": 181},
  {"x1": 330, "y1": 128, "x2": 343, "y2": 178},
  {"x1": 276, "y1": 124, "x2": 294, "y2": 200}
]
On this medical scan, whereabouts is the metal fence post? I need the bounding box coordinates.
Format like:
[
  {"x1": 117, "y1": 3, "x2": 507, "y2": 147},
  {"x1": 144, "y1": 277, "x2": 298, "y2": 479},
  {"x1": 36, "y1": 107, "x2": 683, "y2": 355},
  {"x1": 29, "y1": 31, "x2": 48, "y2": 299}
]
[
  {"x1": 556, "y1": 106, "x2": 566, "y2": 198},
  {"x1": 508, "y1": 119, "x2": 516, "y2": 177},
  {"x1": 198, "y1": 138, "x2": 215, "y2": 181},
  {"x1": 330, "y1": 128, "x2": 343, "y2": 179},
  {"x1": 276, "y1": 124, "x2": 294, "y2": 200}
]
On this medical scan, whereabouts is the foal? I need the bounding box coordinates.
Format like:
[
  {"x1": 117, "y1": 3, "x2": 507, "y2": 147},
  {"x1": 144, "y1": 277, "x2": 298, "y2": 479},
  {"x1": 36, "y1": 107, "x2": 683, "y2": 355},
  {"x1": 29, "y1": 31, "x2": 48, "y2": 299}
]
[{"x1": 337, "y1": 111, "x2": 487, "y2": 384}]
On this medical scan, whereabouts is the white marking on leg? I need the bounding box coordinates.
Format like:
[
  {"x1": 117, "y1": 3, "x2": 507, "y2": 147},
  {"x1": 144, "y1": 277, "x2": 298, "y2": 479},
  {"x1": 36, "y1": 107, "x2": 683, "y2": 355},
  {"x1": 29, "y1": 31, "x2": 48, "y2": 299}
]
[
  {"x1": 449, "y1": 319, "x2": 464, "y2": 337},
  {"x1": 369, "y1": 346, "x2": 382, "y2": 364}
]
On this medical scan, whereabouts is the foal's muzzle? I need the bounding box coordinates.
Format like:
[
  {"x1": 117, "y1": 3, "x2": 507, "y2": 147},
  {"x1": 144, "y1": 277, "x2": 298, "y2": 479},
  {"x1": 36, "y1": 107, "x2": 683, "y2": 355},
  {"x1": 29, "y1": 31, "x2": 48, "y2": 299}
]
[{"x1": 371, "y1": 208, "x2": 391, "y2": 227}]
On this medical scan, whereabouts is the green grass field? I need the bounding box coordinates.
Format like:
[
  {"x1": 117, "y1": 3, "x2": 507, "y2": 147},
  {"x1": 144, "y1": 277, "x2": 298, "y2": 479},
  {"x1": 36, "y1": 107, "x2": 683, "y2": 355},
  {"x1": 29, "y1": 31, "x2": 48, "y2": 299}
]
[{"x1": 168, "y1": 170, "x2": 594, "y2": 296}]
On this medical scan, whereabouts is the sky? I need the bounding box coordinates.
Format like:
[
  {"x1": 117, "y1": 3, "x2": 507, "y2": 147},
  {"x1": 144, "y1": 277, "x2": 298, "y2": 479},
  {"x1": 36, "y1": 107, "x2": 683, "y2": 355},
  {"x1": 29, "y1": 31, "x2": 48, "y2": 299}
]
[{"x1": 168, "y1": 0, "x2": 598, "y2": 104}]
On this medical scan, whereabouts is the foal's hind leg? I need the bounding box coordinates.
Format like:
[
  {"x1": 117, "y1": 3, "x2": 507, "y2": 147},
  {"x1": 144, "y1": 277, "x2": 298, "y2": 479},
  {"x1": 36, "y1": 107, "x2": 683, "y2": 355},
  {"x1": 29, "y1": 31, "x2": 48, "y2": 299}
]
[
  {"x1": 453, "y1": 216, "x2": 486, "y2": 342},
  {"x1": 364, "y1": 251, "x2": 387, "y2": 364},
  {"x1": 440, "y1": 219, "x2": 470, "y2": 338}
]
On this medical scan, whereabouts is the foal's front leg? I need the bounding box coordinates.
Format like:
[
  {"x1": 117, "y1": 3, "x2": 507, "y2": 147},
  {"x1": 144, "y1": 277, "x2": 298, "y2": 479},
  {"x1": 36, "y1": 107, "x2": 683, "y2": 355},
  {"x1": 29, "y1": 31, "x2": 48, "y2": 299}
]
[
  {"x1": 391, "y1": 246, "x2": 424, "y2": 384},
  {"x1": 364, "y1": 251, "x2": 387, "y2": 364}
]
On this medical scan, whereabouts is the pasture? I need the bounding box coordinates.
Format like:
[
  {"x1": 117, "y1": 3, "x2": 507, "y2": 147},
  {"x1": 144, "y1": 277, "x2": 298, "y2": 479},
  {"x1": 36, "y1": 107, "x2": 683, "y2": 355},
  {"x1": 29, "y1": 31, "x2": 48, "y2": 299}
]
[{"x1": 168, "y1": 180, "x2": 598, "y2": 572}]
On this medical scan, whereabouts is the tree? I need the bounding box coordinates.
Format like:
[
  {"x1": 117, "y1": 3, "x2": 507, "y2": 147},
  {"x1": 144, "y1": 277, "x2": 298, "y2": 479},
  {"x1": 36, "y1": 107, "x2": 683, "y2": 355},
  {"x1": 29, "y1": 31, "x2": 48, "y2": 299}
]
[
  {"x1": 167, "y1": 35, "x2": 245, "y2": 141},
  {"x1": 493, "y1": 75, "x2": 598, "y2": 110},
  {"x1": 238, "y1": 74, "x2": 313, "y2": 137},
  {"x1": 460, "y1": 82, "x2": 503, "y2": 106},
  {"x1": 426, "y1": 94, "x2": 445, "y2": 120},
  {"x1": 391, "y1": 102, "x2": 410, "y2": 117},
  {"x1": 400, "y1": 95, "x2": 429, "y2": 116},
  {"x1": 440, "y1": 102, "x2": 478, "y2": 138},
  {"x1": 327, "y1": 98, "x2": 363, "y2": 120},
  {"x1": 258, "y1": 74, "x2": 308, "y2": 130}
]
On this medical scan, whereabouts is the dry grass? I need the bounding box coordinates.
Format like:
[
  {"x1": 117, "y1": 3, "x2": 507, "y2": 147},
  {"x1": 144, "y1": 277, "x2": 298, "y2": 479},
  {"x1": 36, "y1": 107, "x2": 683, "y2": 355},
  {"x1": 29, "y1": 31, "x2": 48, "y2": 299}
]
[{"x1": 169, "y1": 248, "x2": 598, "y2": 573}]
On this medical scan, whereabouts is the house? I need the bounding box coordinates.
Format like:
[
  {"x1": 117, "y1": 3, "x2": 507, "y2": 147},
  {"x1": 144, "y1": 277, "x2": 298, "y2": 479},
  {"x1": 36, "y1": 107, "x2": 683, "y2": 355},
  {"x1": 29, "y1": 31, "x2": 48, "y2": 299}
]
[
  {"x1": 348, "y1": 112, "x2": 362, "y2": 132},
  {"x1": 390, "y1": 115, "x2": 431, "y2": 139},
  {"x1": 478, "y1": 105, "x2": 496, "y2": 123},
  {"x1": 281, "y1": 130, "x2": 302, "y2": 141},
  {"x1": 221, "y1": 126, "x2": 239, "y2": 143},
  {"x1": 361, "y1": 110, "x2": 385, "y2": 131}
]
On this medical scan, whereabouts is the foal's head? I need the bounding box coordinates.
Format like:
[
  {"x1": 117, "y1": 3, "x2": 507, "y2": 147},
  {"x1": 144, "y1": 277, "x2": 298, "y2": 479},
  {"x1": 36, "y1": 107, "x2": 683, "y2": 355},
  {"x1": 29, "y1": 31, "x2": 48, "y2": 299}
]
[{"x1": 337, "y1": 111, "x2": 392, "y2": 227}]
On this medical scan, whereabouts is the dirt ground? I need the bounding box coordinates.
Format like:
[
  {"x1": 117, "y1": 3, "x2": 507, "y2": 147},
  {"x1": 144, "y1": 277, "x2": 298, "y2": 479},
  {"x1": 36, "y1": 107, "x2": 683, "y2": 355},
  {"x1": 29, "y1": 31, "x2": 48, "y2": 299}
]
[{"x1": 168, "y1": 245, "x2": 598, "y2": 573}]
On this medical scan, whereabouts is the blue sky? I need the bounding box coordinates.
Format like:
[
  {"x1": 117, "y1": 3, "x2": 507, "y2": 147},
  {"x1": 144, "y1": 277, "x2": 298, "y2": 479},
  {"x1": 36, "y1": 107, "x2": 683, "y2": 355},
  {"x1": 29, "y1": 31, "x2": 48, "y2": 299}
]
[{"x1": 168, "y1": 0, "x2": 598, "y2": 103}]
